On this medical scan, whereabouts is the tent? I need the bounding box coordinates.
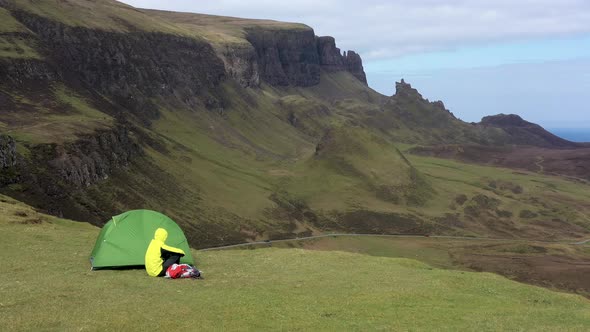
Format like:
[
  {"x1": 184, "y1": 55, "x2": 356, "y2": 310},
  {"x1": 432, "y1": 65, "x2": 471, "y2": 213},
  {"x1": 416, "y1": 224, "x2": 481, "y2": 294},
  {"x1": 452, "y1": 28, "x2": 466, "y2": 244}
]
[{"x1": 90, "y1": 210, "x2": 194, "y2": 270}]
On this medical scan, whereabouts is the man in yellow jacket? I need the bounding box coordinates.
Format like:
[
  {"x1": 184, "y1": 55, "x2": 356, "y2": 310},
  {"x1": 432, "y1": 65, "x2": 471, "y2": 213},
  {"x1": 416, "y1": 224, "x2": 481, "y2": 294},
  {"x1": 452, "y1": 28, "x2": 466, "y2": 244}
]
[{"x1": 145, "y1": 228, "x2": 186, "y2": 277}]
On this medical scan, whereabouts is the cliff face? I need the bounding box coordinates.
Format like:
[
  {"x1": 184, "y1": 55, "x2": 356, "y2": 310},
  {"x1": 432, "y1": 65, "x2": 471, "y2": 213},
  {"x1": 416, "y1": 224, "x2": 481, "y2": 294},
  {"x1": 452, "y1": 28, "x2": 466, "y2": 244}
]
[
  {"x1": 50, "y1": 126, "x2": 140, "y2": 188},
  {"x1": 11, "y1": 11, "x2": 226, "y2": 118},
  {"x1": 317, "y1": 36, "x2": 345, "y2": 71},
  {"x1": 216, "y1": 42, "x2": 260, "y2": 87},
  {"x1": 244, "y1": 29, "x2": 367, "y2": 87},
  {"x1": 316, "y1": 36, "x2": 367, "y2": 84},
  {"x1": 133, "y1": 9, "x2": 368, "y2": 88},
  {"x1": 1, "y1": 125, "x2": 141, "y2": 221},
  {"x1": 246, "y1": 27, "x2": 321, "y2": 87},
  {"x1": 0, "y1": 135, "x2": 16, "y2": 169},
  {"x1": 0, "y1": 135, "x2": 17, "y2": 187},
  {"x1": 343, "y1": 51, "x2": 367, "y2": 85}
]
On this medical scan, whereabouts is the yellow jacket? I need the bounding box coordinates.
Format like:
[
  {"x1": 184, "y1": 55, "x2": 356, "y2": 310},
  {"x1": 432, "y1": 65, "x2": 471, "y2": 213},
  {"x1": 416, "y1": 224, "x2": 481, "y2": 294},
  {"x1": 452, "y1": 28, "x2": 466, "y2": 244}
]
[{"x1": 145, "y1": 228, "x2": 185, "y2": 277}]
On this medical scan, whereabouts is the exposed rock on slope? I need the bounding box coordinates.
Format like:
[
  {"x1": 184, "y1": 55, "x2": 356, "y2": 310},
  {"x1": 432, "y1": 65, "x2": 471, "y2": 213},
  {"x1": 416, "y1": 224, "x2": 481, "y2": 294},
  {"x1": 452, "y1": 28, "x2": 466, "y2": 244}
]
[
  {"x1": 316, "y1": 36, "x2": 367, "y2": 84},
  {"x1": 316, "y1": 36, "x2": 345, "y2": 71},
  {"x1": 141, "y1": 9, "x2": 368, "y2": 87},
  {"x1": 11, "y1": 11, "x2": 226, "y2": 119},
  {"x1": 0, "y1": 135, "x2": 16, "y2": 169},
  {"x1": 50, "y1": 126, "x2": 140, "y2": 188},
  {"x1": 246, "y1": 27, "x2": 321, "y2": 87},
  {"x1": 342, "y1": 50, "x2": 367, "y2": 85}
]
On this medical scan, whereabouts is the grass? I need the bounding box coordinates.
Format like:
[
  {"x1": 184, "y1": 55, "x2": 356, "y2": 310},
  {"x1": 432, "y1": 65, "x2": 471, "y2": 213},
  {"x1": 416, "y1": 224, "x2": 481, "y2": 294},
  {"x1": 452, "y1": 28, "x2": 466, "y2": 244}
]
[
  {"x1": 0, "y1": 35, "x2": 40, "y2": 59},
  {"x1": 408, "y1": 154, "x2": 590, "y2": 221},
  {"x1": 144, "y1": 9, "x2": 310, "y2": 45},
  {"x1": 9, "y1": 0, "x2": 188, "y2": 35},
  {"x1": 2, "y1": 85, "x2": 113, "y2": 144},
  {"x1": 0, "y1": 7, "x2": 27, "y2": 32},
  {"x1": 8, "y1": 0, "x2": 308, "y2": 46},
  {"x1": 2, "y1": 197, "x2": 590, "y2": 331},
  {"x1": 0, "y1": 8, "x2": 41, "y2": 59}
]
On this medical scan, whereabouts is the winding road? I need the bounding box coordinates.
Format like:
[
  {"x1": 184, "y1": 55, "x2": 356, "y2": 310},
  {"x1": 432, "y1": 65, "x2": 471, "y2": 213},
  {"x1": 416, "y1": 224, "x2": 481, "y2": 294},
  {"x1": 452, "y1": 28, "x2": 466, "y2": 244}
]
[{"x1": 198, "y1": 233, "x2": 590, "y2": 251}]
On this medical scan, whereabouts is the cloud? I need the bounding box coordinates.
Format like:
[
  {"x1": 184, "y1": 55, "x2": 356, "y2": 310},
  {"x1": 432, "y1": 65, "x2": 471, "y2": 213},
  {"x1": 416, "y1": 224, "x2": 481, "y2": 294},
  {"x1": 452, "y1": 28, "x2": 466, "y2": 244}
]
[{"x1": 120, "y1": 0, "x2": 590, "y2": 59}]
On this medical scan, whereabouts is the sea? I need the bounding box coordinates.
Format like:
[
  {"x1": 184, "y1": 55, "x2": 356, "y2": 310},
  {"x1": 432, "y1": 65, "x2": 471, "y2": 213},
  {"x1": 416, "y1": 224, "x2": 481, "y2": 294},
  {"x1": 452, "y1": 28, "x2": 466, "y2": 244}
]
[{"x1": 548, "y1": 128, "x2": 590, "y2": 143}]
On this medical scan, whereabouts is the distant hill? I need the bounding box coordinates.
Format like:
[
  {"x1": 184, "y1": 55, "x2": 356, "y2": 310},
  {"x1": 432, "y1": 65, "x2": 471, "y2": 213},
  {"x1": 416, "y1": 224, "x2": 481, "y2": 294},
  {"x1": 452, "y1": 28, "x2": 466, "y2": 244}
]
[{"x1": 479, "y1": 114, "x2": 580, "y2": 148}]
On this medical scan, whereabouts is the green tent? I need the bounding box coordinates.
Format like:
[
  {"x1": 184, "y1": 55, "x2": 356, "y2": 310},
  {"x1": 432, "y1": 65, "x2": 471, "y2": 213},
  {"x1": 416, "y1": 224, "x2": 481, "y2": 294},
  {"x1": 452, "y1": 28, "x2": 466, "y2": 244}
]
[{"x1": 90, "y1": 210, "x2": 194, "y2": 270}]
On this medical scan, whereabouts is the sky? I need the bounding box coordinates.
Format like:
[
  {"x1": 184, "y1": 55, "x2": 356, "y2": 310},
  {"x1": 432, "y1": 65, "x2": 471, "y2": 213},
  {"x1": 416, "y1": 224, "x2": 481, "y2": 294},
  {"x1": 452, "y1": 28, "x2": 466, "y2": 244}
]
[{"x1": 121, "y1": 0, "x2": 590, "y2": 128}]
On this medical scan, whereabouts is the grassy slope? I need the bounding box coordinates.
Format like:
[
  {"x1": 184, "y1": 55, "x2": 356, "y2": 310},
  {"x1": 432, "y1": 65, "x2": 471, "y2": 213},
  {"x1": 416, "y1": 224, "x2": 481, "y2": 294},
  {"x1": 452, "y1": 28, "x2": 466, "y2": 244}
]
[
  {"x1": 0, "y1": 7, "x2": 40, "y2": 59},
  {"x1": 0, "y1": 84, "x2": 114, "y2": 144},
  {"x1": 257, "y1": 235, "x2": 590, "y2": 297},
  {"x1": 407, "y1": 153, "x2": 590, "y2": 238},
  {"x1": 2, "y1": 196, "x2": 590, "y2": 331},
  {"x1": 143, "y1": 9, "x2": 310, "y2": 45},
  {"x1": 7, "y1": 0, "x2": 187, "y2": 34}
]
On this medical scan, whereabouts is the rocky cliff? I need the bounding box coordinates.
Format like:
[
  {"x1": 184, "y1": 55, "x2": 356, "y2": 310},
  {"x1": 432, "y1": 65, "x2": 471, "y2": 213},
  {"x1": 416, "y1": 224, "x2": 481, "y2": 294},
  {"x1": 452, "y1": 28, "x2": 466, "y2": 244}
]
[
  {"x1": 50, "y1": 126, "x2": 140, "y2": 188},
  {"x1": 0, "y1": 135, "x2": 16, "y2": 169},
  {"x1": 137, "y1": 9, "x2": 368, "y2": 88},
  {"x1": 343, "y1": 51, "x2": 367, "y2": 85},
  {"x1": 316, "y1": 36, "x2": 367, "y2": 84},
  {"x1": 1, "y1": 125, "x2": 141, "y2": 221},
  {"x1": 240, "y1": 29, "x2": 369, "y2": 87},
  {"x1": 9, "y1": 11, "x2": 226, "y2": 118},
  {"x1": 246, "y1": 27, "x2": 321, "y2": 87}
]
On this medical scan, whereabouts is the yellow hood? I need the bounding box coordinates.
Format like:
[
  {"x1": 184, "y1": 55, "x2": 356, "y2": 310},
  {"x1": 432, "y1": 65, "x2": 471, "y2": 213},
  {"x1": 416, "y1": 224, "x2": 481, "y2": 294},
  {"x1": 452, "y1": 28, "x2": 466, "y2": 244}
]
[{"x1": 154, "y1": 228, "x2": 168, "y2": 242}]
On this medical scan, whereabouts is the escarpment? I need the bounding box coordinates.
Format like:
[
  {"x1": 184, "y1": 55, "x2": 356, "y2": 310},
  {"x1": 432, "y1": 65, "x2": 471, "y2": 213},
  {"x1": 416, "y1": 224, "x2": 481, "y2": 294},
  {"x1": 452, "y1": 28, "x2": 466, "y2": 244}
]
[
  {"x1": 0, "y1": 125, "x2": 141, "y2": 221},
  {"x1": 316, "y1": 36, "x2": 367, "y2": 84},
  {"x1": 0, "y1": 135, "x2": 16, "y2": 170},
  {"x1": 9, "y1": 11, "x2": 226, "y2": 118},
  {"x1": 245, "y1": 27, "x2": 321, "y2": 87},
  {"x1": 49, "y1": 126, "x2": 140, "y2": 188},
  {"x1": 244, "y1": 29, "x2": 368, "y2": 87},
  {"x1": 133, "y1": 9, "x2": 369, "y2": 88}
]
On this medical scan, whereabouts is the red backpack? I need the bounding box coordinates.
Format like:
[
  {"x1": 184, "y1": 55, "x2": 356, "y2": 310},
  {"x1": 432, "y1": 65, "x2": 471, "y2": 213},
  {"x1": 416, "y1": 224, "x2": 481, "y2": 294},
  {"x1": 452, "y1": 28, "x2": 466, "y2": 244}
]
[{"x1": 165, "y1": 264, "x2": 201, "y2": 279}]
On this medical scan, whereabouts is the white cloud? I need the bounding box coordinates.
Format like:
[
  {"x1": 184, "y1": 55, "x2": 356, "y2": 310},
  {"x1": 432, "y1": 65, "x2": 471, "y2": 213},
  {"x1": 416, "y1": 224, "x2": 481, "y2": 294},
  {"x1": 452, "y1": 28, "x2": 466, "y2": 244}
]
[{"x1": 120, "y1": 0, "x2": 590, "y2": 59}]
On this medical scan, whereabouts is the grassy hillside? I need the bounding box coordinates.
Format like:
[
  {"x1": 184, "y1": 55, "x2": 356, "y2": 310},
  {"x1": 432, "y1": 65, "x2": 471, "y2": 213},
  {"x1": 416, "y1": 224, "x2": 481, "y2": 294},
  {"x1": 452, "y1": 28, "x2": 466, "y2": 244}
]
[
  {"x1": 144, "y1": 9, "x2": 309, "y2": 45},
  {"x1": 268, "y1": 235, "x2": 590, "y2": 298},
  {"x1": 3, "y1": 69, "x2": 590, "y2": 247},
  {"x1": 6, "y1": 0, "x2": 188, "y2": 34},
  {"x1": 1, "y1": 0, "x2": 589, "y2": 249},
  {"x1": 2, "y1": 196, "x2": 590, "y2": 331}
]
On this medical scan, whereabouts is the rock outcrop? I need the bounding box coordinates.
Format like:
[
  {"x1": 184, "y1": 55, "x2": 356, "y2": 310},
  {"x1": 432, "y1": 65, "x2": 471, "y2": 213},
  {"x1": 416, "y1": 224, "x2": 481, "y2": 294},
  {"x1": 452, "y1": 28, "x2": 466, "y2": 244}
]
[
  {"x1": 0, "y1": 135, "x2": 18, "y2": 186},
  {"x1": 49, "y1": 126, "x2": 140, "y2": 187},
  {"x1": 316, "y1": 36, "x2": 345, "y2": 71},
  {"x1": 316, "y1": 36, "x2": 367, "y2": 84},
  {"x1": 343, "y1": 50, "x2": 367, "y2": 85},
  {"x1": 216, "y1": 42, "x2": 260, "y2": 87},
  {"x1": 10, "y1": 11, "x2": 226, "y2": 118},
  {"x1": 244, "y1": 29, "x2": 368, "y2": 87},
  {"x1": 246, "y1": 27, "x2": 321, "y2": 87},
  {"x1": 394, "y1": 79, "x2": 423, "y2": 99},
  {"x1": 0, "y1": 135, "x2": 16, "y2": 169}
]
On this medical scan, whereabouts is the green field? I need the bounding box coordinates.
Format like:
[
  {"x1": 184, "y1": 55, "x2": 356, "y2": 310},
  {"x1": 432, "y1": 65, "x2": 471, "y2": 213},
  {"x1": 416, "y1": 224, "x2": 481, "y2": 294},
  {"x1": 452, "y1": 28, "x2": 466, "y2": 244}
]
[{"x1": 2, "y1": 196, "x2": 590, "y2": 331}]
